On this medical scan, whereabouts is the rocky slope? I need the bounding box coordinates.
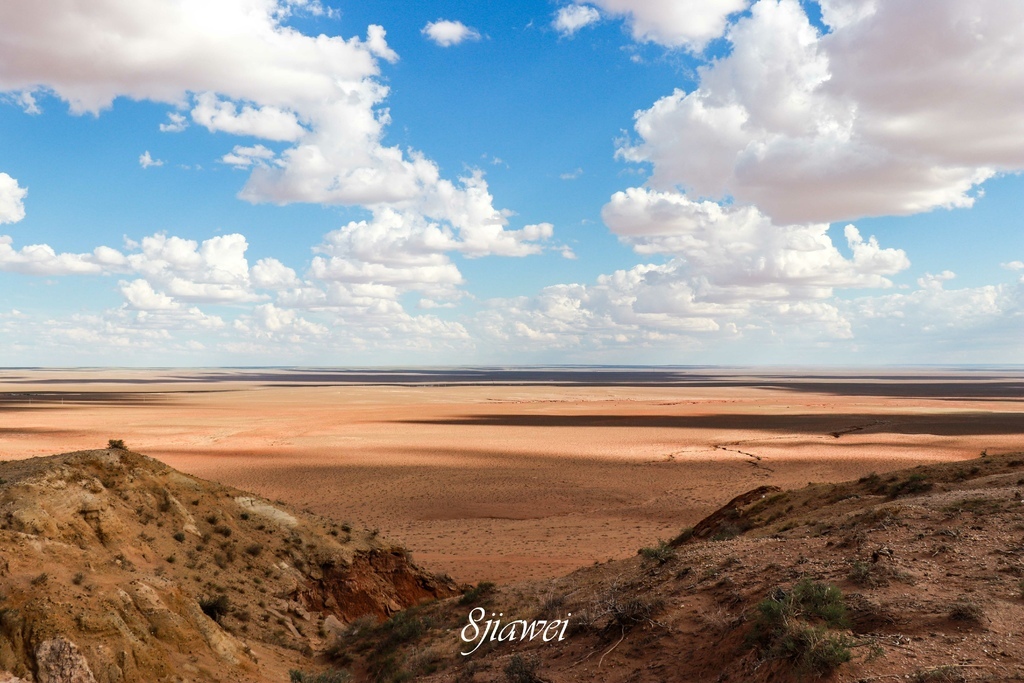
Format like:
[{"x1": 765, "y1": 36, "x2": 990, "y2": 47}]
[
  {"x1": 0, "y1": 449, "x2": 456, "y2": 682},
  {"x1": 319, "y1": 450, "x2": 1024, "y2": 682}
]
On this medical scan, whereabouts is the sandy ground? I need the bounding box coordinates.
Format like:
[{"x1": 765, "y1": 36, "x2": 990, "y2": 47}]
[{"x1": 1, "y1": 367, "x2": 1021, "y2": 583}]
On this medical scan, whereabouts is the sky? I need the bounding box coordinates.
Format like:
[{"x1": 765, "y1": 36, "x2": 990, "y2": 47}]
[{"x1": 0, "y1": 0, "x2": 1021, "y2": 366}]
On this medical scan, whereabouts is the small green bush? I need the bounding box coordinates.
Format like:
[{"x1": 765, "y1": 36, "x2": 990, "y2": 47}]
[
  {"x1": 199, "y1": 594, "x2": 231, "y2": 622},
  {"x1": 458, "y1": 582, "x2": 496, "y2": 605},
  {"x1": 848, "y1": 560, "x2": 883, "y2": 587},
  {"x1": 948, "y1": 600, "x2": 984, "y2": 623},
  {"x1": 911, "y1": 665, "x2": 967, "y2": 683},
  {"x1": 504, "y1": 653, "x2": 542, "y2": 683},
  {"x1": 748, "y1": 579, "x2": 851, "y2": 675},
  {"x1": 887, "y1": 474, "x2": 933, "y2": 498},
  {"x1": 639, "y1": 540, "x2": 677, "y2": 564}
]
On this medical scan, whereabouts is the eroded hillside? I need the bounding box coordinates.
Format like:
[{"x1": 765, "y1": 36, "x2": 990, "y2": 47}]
[{"x1": 0, "y1": 449, "x2": 456, "y2": 682}]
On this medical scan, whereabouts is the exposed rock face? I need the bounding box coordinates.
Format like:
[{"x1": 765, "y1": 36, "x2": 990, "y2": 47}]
[
  {"x1": 0, "y1": 450, "x2": 457, "y2": 682},
  {"x1": 35, "y1": 638, "x2": 96, "y2": 683}
]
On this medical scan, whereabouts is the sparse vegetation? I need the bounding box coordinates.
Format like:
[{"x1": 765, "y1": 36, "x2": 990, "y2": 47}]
[
  {"x1": 748, "y1": 579, "x2": 852, "y2": 675},
  {"x1": 458, "y1": 581, "x2": 496, "y2": 605},
  {"x1": 887, "y1": 473, "x2": 933, "y2": 498},
  {"x1": 942, "y1": 497, "x2": 1003, "y2": 516},
  {"x1": 173, "y1": 531, "x2": 186, "y2": 542},
  {"x1": 30, "y1": 572, "x2": 48, "y2": 586},
  {"x1": 244, "y1": 542, "x2": 263, "y2": 557},
  {"x1": 639, "y1": 540, "x2": 677, "y2": 564},
  {"x1": 504, "y1": 653, "x2": 542, "y2": 683},
  {"x1": 858, "y1": 472, "x2": 881, "y2": 487},
  {"x1": 199, "y1": 594, "x2": 231, "y2": 622},
  {"x1": 948, "y1": 599, "x2": 984, "y2": 623},
  {"x1": 848, "y1": 559, "x2": 885, "y2": 587},
  {"x1": 672, "y1": 526, "x2": 694, "y2": 544},
  {"x1": 911, "y1": 665, "x2": 968, "y2": 683},
  {"x1": 107, "y1": 439, "x2": 126, "y2": 450}
]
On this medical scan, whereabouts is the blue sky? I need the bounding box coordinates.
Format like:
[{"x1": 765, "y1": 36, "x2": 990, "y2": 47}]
[{"x1": 0, "y1": 0, "x2": 1021, "y2": 366}]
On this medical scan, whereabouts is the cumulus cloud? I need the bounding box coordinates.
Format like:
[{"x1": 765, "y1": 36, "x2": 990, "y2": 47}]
[
  {"x1": 235, "y1": 303, "x2": 328, "y2": 340},
  {"x1": 603, "y1": 187, "x2": 908, "y2": 298},
  {"x1": 620, "y1": 0, "x2": 1024, "y2": 223},
  {"x1": 190, "y1": 92, "x2": 305, "y2": 141},
  {"x1": 421, "y1": 20, "x2": 481, "y2": 47},
  {"x1": 139, "y1": 151, "x2": 164, "y2": 168},
  {"x1": 220, "y1": 144, "x2": 277, "y2": 169},
  {"x1": 553, "y1": 5, "x2": 601, "y2": 36},
  {"x1": 586, "y1": 0, "x2": 748, "y2": 50},
  {"x1": 125, "y1": 233, "x2": 260, "y2": 304},
  {"x1": 0, "y1": 173, "x2": 27, "y2": 224},
  {"x1": 251, "y1": 257, "x2": 299, "y2": 290},
  {"x1": 159, "y1": 112, "x2": 188, "y2": 133},
  {"x1": 0, "y1": 236, "x2": 126, "y2": 275}
]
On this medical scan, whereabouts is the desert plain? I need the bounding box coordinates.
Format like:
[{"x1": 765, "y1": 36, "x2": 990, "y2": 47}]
[{"x1": 1, "y1": 366, "x2": 1021, "y2": 584}]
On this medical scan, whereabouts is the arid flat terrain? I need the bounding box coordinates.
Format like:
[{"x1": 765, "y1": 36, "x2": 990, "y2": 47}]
[{"x1": 1, "y1": 367, "x2": 1021, "y2": 583}]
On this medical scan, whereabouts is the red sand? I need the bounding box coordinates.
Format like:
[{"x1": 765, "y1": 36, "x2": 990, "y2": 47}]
[{"x1": 1, "y1": 368, "x2": 1020, "y2": 582}]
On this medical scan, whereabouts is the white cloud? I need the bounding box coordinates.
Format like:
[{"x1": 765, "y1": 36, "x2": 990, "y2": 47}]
[
  {"x1": 620, "y1": 0, "x2": 1024, "y2": 223},
  {"x1": 421, "y1": 20, "x2": 481, "y2": 47},
  {"x1": 311, "y1": 209, "x2": 464, "y2": 299},
  {"x1": 190, "y1": 92, "x2": 305, "y2": 141},
  {"x1": 553, "y1": 5, "x2": 601, "y2": 37},
  {"x1": 119, "y1": 279, "x2": 180, "y2": 310},
  {"x1": 0, "y1": 173, "x2": 27, "y2": 224},
  {"x1": 220, "y1": 144, "x2": 277, "y2": 169},
  {"x1": 560, "y1": 167, "x2": 584, "y2": 180},
  {"x1": 586, "y1": 0, "x2": 748, "y2": 50},
  {"x1": 159, "y1": 111, "x2": 188, "y2": 132},
  {"x1": 9, "y1": 91, "x2": 39, "y2": 114},
  {"x1": 603, "y1": 187, "x2": 908, "y2": 297},
  {"x1": 237, "y1": 303, "x2": 328, "y2": 340},
  {"x1": 0, "y1": 1, "x2": 385, "y2": 114},
  {"x1": 139, "y1": 151, "x2": 164, "y2": 168},
  {"x1": 126, "y1": 233, "x2": 258, "y2": 304},
  {"x1": 251, "y1": 257, "x2": 299, "y2": 290},
  {"x1": 0, "y1": 235, "x2": 127, "y2": 275}
]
